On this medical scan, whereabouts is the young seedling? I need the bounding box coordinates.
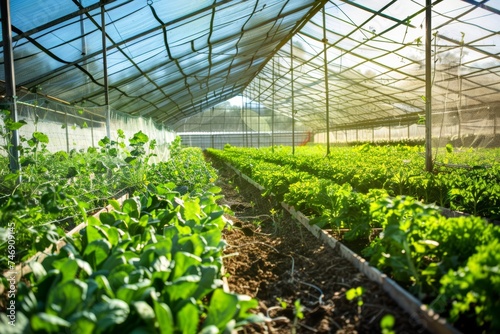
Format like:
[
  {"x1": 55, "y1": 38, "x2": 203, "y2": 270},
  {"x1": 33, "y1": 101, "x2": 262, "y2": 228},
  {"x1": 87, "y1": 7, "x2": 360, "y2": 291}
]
[
  {"x1": 380, "y1": 314, "x2": 396, "y2": 334},
  {"x1": 292, "y1": 299, "x2": 304, "y2": 334},
  {"x1": 346, "y1": 286, "x2": 365, "y2": 321}
]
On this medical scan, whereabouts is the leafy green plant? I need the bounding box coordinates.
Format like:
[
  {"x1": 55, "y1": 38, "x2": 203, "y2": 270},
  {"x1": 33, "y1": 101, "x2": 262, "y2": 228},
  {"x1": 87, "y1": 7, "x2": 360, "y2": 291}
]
[
  {"x1": 361, "y1": 197, "x2": 442, "y2": 298},
  {"x1": 208, "y1": 144, "x2": 500, "y2": 220},
  {"x1": 436, "y1": 239, "x2": 500, "y2": 332},
  {"x1": 0, "y1": 183, "x2": 264, "y2": 332},
  {"x1": 0, "y1": 131, "x2": 219, "y2": 270},
  {"x1": 208, "y1": 144, "x2": 500, "y2": 328}
]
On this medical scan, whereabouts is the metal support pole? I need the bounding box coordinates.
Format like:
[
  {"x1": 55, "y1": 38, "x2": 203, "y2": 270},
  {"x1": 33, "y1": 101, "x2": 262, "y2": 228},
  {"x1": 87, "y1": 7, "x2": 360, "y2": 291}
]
[
  {"x1": 91, "y1": 115, "x2": 95, "y2": 147},
  {"x1": 1, "y1": 0, "x2": 21, "y2": 181},
  {"x1": 258, "y1": 77, "x2": 261, "y2": 148},
  {"x1": 457, "y1": 111, "x2": 462, "y2": 138},
  {"x1": 425, "y1": 0, "x2": 433, "y2": 172},
  {"x1": 210, "y1": 106, "x2": 213, "y2": 148},
  {"x1": 101, "y1": 3, "x2": 111, "y2": 139},
  {"x1": 291, "y1": 39, "x2": 295, "y2": 155},
  {"x1": 65, "y1": 110, "x2": 70, "y2": 153},
  {"x1": 80, "y1": 0, "x2": 87, "y2": 57},
  {"x1": 494, "y1": 107, "x2": 497, "y2": 136},
  {"x1": 240, "y1": 95, "x2": 245, "y2": 147},
  {"x1": 322, "y1": 7, "x2": 331, "y2": 155},
  {"x1": 272, "y1": 59, "x2": 275, "y2": 151}
]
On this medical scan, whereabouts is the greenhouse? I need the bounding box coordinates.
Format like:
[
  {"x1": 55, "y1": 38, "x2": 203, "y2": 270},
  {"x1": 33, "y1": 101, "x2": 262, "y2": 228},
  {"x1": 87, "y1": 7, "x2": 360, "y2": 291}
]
[{"x1": 1, "y1": 0, "x2": 499, "y2": 333}]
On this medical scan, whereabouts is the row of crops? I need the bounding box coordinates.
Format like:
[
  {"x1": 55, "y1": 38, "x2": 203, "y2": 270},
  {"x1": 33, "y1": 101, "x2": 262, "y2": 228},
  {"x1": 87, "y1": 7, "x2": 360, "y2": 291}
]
[
  {"x1": 0, "y1": 130, "x2": 264, "y2": 332},
  {"x1": 207, "y1": 144, "x2": 500, "y2": 332}
]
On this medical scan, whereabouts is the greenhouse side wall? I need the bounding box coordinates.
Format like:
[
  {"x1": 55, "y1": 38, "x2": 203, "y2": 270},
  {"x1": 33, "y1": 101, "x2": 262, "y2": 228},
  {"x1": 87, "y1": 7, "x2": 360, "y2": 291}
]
[
  {"x1": 0, "y1": 94, "x2": 176, "y2": 162},
  {"x1": 314, "y1": 104, "x2": 500, "y2": 148},
  {"x1": 178, "y1": 131, "x2": 312, "y2": 150}
]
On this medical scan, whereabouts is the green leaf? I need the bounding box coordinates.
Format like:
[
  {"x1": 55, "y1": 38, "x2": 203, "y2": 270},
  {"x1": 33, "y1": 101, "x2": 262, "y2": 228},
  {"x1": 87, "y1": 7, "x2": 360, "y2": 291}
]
[
  {"x1": 122, "y1": 198, "x2": 141, "y2": 218},
  {"x1": 31, "y1": 313, "x2": 71, "y2": 332},
  {"x1": 236, "y1": 295, "x2": 259, "y2": 320},
  {"x1": 207, "y1": 186, "x2": 222, "y2": 194},
  {"x1": 6, "y1": 119, "x2": 27, "y2": 130},
  {"x1": 68, "y1": 311, "x2": 97, "y2": 334},
  {"x1": 346, "y1": 288, "x2": 357, "y2": 301},
  {"x1": 108, "y1": 263, "x2": 137, "y2": 291},
  {"x1": 28, "y1": 261, "x2": 47, "y2": 282},
  {"x1": 129, "y1": 131, "x2": 149, "y2": 145},
  {"x1": 134, "y1": 301, "x2": 155, "y2": 324},
  {"x1": 91, "y1": 297, "x2": 130, "y2": 330},
  {"x1": 98, "y1": 136, "x2": 110, "y2": 147},
  {"x1": 100, "y1": 212, "x2": 117, "y2": 225},
  {"x1": 203, "y1": 289, "x2": 238, "y2": 330},
  {"x1": 116, "y1": 285, "x2": 139, "y2": 304},
  {"x1": 172, "y1": 252, "x2": 202, "y2": 280},
  {"x1": 83, "y1": 239, "x2": 112, "y2": 269},
  {"x1": 95, "y1": 275, "x2": 115, "y2": 299},
  {"x1": 174, "y1": 301, "x2": 198, "y2": 334},
  {"x1": 200, "y1": 225, "x2": 222, "y2": 248},
  {"x1": 445, "y1": 143, "x2": 453, "y2": 154},
  {"x1": 381, "y1": 314, "x2": 396, "y2": 334},
  {"x1": 47, "y1": 280, "x2": 87, "y2": 318},
  {"x1": 154, "y1": 300, "x2": 175, "y2": 334},
  {"x1": 294, "y1": 299, "x2": 304, "y2": 319},
  {"x1": 86, "y1": 216, "x2": 103, "y2": 244},
  {"x1": 3, "y1": 172, "x2": 19, "y2": 182},
  {"x1": 165, "y1": 275, "x2": 200, "y2": 303},
  {"x1": 106, "y1": 226, "x2": 121, "y2": 247},
  {"x1": 51, "y1": 258, "x2": 79, "y2": 282},
  {"x1": 346, "y1": 286, "x2": 364, "y2": 301},
  {"x1": 177, "y1": 235, "x2": 206, "y2": 257},
  {"x1": 193, "y1": 266, "x2": 219, "y2": 300},
  {"x1": 33, "y1": 131, "x2": 49, "y2": 144}
]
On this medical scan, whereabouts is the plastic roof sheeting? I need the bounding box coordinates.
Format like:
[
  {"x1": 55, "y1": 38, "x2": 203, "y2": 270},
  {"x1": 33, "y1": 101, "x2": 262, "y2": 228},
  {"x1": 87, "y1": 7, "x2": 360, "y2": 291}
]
[
  {"x1": 1, "y1": 0, "x2": 324, "y2": 126},
  {"x1": 1, "y1": 0, "x2": 499, "y2": 132},
  {"x1": 246, "y1": 0, "x2": 500, "y2": 131}
]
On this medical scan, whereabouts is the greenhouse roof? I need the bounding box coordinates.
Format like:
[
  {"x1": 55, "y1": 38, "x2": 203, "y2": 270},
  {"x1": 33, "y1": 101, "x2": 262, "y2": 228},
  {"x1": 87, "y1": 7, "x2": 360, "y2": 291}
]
[
  {"x1": 0, "y1": 0, "x2": 324, "y2": 125},
  {"x1": 1, "y1": 0, "x2": 499, "y2": 130},
  {"x1": 249, "y1": 0, "x2": 500, "y2": 131}
]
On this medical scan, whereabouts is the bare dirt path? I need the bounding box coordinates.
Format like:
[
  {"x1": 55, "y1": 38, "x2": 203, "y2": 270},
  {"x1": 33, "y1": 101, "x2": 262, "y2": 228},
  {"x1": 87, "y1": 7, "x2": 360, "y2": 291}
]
[{"x1": 208, "y1": 155, "x2": 430, "y2": 334}]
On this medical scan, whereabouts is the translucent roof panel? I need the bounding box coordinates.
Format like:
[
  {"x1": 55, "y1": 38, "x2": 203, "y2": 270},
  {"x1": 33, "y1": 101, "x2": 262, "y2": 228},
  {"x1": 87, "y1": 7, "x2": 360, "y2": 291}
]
[
  {"x1": 1, "y1": 0, "x2": 323, "y2": 126},
  {"x1": 246, "y1": 0, "x2": 500, "y2": 131},
  {"x1": 2, "y1": 0, "x2": 499, "y2": 132}
]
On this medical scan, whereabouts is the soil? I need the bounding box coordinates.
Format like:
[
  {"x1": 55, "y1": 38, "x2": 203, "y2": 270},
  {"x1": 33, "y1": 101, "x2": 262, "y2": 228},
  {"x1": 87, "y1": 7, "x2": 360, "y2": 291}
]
[{"x1": 208, "y1": 155, "x2": 431, "y2": 334}]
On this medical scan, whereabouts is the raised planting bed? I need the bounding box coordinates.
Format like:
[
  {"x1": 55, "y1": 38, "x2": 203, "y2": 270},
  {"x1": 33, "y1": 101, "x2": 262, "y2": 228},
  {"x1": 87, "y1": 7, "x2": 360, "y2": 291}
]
[
  {"x1": 207, "y1": 148, "x2": 500, "y2": 333},
  {"x1": 209, "y1": 156, "x2": 434, "y2": 333},
  {"x1": 209, "y1": 153, "x2": 498, "y2": 332},
  {"x1": 208, "y1": 145, "x2": 500, "y2": 221}
]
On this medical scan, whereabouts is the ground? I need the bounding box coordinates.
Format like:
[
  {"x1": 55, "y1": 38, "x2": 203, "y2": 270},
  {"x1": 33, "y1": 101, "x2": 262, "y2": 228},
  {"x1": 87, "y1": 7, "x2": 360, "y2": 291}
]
[{"x1": 208, "y1": 155, "x2": 430, "y2": 334}]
